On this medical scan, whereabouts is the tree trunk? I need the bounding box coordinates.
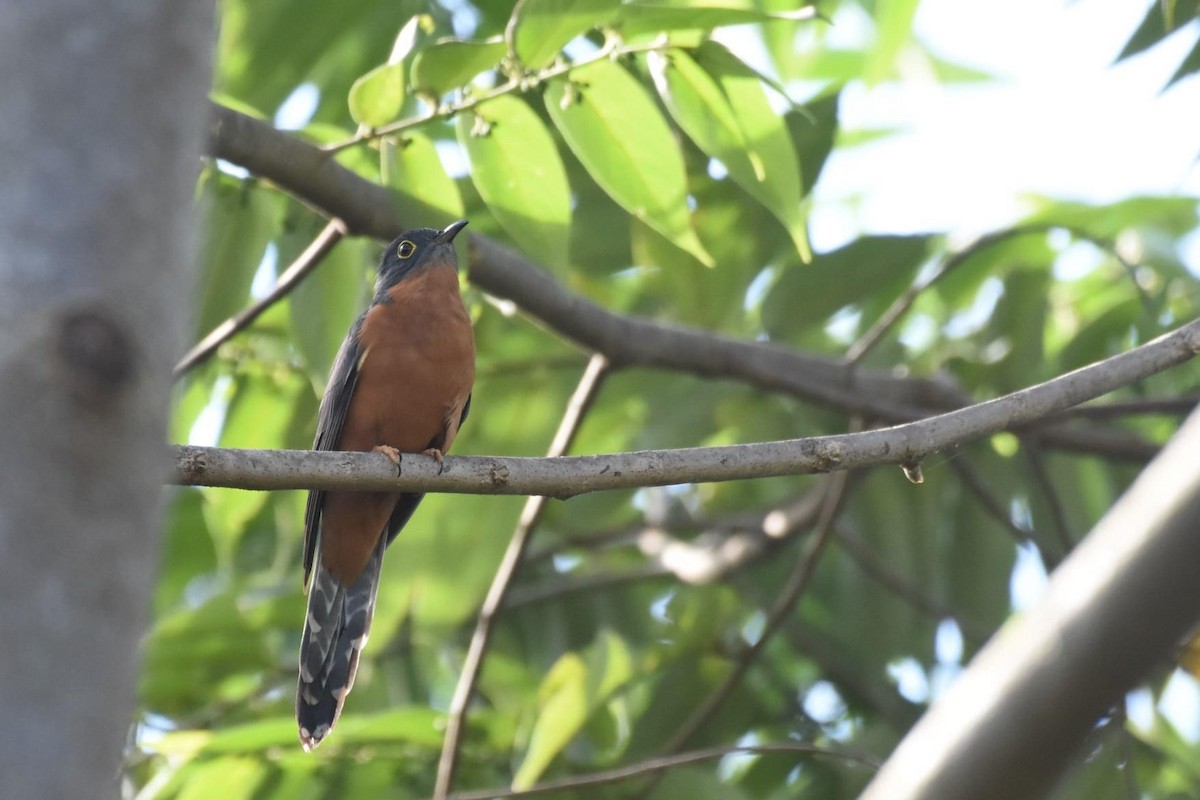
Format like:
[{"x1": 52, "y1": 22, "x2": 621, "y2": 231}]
[{"x1": 0, "y1": 3, "x2": 212, "y2": 796}]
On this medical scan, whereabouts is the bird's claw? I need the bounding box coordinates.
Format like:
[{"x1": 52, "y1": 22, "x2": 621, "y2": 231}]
[
  {"x1": 373, "y1": 445, "x2": 402, "y2": 475},
  {"x1": 422, "y1": 447, "x2": 446, "y2": 476}
]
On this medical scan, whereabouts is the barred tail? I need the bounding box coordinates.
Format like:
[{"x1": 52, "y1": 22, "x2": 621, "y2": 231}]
[{"x1": 296, "y1": 538, "x2": 385, "y2": 751}]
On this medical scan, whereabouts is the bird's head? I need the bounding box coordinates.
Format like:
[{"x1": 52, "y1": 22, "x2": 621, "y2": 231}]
[{"x1": 373, "y1": 219, "x2": 468, "y2": 298}]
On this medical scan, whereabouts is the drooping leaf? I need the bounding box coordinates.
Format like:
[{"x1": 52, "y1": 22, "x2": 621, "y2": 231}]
[
  {"x1": 458, "y1": 95, "x2": 571, "y2": 268},
  {"x1": 1116, "y1": 0, "x2": 1200, "y2": 61},
  {"x1": 615, "y1": 3, "x2": 817, "y2": 39},
  {"x1": 651, "y1": 45, "x2": 810, "y2": 260},
  {"x1": 381, "y1": 131, "x2": 466, "y2": 223},
  {"x1": 195, "y1": 171, "x2": 283, "y2": 338},
  {"x1": 545, "y1": 59, "x2": 713, "y2": 266},
  {"x1": 788, "y1": 92, "x2": 839, "y2": 197},
  {"x1": 173, "y1": 758, "x2": 269, "y2": 800},
  {"x1": 865, "y1": 0, "x2": 919, "y2": 83},
  {"x1": 762, "y1": 235, "x2": 931, "y2": 340},
  {"x1": 348, "y1": 62, "x2": 407, "y2": 128},
  {"x1": 140, "y1": 595, "x2": 273, "y2": 716},
  {"x1": 512, "y1": 631, "x2": 634, "y2": 788},
  {"x1": 505, "y1": 0, "x2": 623, "y2": 70},
  {"x1": 410, "y1": 37, "x2": 506, "y2": 95},
  {"x1": 345, "y1": 15, "x2": 425, "y2": 127}
]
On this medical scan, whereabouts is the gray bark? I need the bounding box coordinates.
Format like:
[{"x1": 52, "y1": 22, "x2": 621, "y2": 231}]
[
  {"x1": 858, "y1": 403, "x2": 1200, "y2": 800},
  {"x1": 0, "y1": 3, "x2": 212, "y2": 797}
]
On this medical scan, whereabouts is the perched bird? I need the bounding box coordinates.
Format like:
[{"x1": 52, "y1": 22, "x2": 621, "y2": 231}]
[{"x1": 296, "y1": 220, "x2": 475, "y2": 750}]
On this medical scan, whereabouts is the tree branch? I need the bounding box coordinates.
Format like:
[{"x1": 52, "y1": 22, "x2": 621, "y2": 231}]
[
  {"x1": 173, "y1": 218, "x2": 346, "y2": 378},
  {"x1": 170, "y1": 318, "x2": 1200, "y2": 495},
  {"x1": 857, "y1": 405, "x2": 1200, "y2": 800},
  {"x1": 205, "y1": 102, "x2": 962, "y2": 418},
  {"x1": 659, "y1": 467, "x2": 853, "y2": 756},
  {"x1": 443, "y1": 741, "x2": 875, "y2": 800}
]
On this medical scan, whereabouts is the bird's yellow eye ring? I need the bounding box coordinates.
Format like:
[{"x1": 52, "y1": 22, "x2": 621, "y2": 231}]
[{"x1": 396, "y1": 240, "x2": 416, "y2": 259}]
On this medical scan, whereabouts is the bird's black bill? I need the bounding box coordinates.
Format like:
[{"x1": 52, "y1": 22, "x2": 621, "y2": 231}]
[{"x1": 436, "y1": 219, "x2": 469, "y2": 244}]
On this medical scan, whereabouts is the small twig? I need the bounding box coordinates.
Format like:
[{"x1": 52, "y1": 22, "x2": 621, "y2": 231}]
[
  {"x1": 443, "y1": 741, "x2": 877, "y2": 800},
  {"x1": 835, "y1": 524, "x2": 991, "y2": 644},
  {"x1": 169, "y1": 315, "x2": 1200, "y2": 495},
  {"x1": 948, "y1": 458, "x2": 1033, "y2": 545},
  {"x1": 1023, "y1": 440, "x2": 1075, "y2": 556},
  {"x1": 1051, "y1": 394, "x2": 1200, "y2": 420},
  {"x1": 506, "y1": 564, "x2": 668, "y2": 609},
  {"x1": 847, "y1": 225, "x2": 1057, "y2": 364},
  {"x1": 323, "y1": 39, "x2": 666, "y2": 155},
  {"x1": 173, "y1": 219, "x2": 346, "y2": 378},
  {"x1": 660, "y1": 462, "x2": 855, "y2": 755},
  {"x1": 432, "y1": 354, "x2": 610, "y2": 800}
]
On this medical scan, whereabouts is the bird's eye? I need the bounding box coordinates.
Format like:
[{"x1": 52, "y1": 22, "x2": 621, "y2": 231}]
[{"x1": 396, "y1": 240, "x2": 416, "y2": 259}]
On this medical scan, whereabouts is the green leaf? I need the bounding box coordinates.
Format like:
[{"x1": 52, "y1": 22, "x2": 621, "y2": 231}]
[
  {"x1": 346, "y1": 15, "x2": 425, "y2": 128},
  {"x1": 348, "y1": 62, "x2": 407, "y2": 128},
  {"x1": 410, "y1": 37, "x2": 506, "y2": 95},
  {"x1": 140, "y1": 595, "x2": 273, "y2": 716},
  {"x1": 615, "y1": 3, "x2": 817, "y2": 39},
  {"x1": 652, "y1": 45, "x2": 810, "y2": 260},
  {"x1": 866, "y1": 0, "x2": 919, "y2": 83},
  {"x1": 204, "y1": 370, "x2": 306, "y2": 557},
  {"x1": 506, "y1": 0, "x2": 623, "y2": 70},
  {"x1": 788, "y1": 92, "x2": 839, "y2": 197},
  {"x1": 154, "y1": 490, "x2": 217, "y2": 615},
  {"x1": 195, "y1": 171, "x2": 283, "y2": 338},
  {"x1": 513, "y1": 631, "x2": 634, "y2": 789},
  {"x1": 1117, "y1": 0, "x2": 1200, "y2": 61},
  {"x1": 1167, "y1": 35, "x2": 1200, "y2": 87},
  {"x1": 174, "y1": 758, "x2": 268, "y2": 800},
  {"x1": 514, "y1": 652, "x2": 587, "y2": 788},
  {"x1": 545, "y1": 60, "x2": 713, "y2": 266},
  {"x1": 458, "y1": 95, "x2": 571, "y2": 268},
  {"x1": 381, "y1": 131, "x2": 466, "y2": 224},
  {"x1": 762, "y1": 235, "x2": 931, "y2": 340},
  {"x1": 285, "y1": 221, "x2": 372, "y2": 385}
]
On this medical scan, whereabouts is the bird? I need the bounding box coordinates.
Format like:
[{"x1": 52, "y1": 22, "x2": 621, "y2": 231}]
[{"x1": 296, "y1": 220, "x2": 475, "y2": 751}]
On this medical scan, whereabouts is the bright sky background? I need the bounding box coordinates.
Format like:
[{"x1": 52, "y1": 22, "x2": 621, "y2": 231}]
[{"x1": 807, "y1": 0, "x2": 1200, "y2": 257}]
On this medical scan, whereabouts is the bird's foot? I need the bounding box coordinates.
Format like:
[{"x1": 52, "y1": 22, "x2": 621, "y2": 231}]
[
  {"x1": 422, "y1": 447, "x2": 446, "y2": 475},
  {"x1": 373, "y1": 445, "x2": 402, "y2": 474}
]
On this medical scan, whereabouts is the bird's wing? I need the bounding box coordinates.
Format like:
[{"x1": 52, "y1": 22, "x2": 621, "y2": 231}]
[{"x1": 302, "y1": 313, "x2": 366, "y2": 586}]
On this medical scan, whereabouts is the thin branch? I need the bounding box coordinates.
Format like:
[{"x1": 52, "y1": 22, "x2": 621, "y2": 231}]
[
  {"x1": 443, "y1": 741, "x2": 876, "y2": 800},
  {"x1": 1023, "y1": 440, "x2": 1075, "y2": 555},
  {"x1": 433, "y1": 354, "x2": 610, "y2": 800},
  {"x1": 170, "y1": 318, "x2": 1200, "y2": 495},
  {"x1": 205, "y1": 102, "x2": 962, "y2": 419},
  {"x1": 847, "y1": 223, "x2": 1162, "y2": 365},
  {"x1": 661, "y1": 465, "x2": 854, "y2": 755},
  {"x1": 948, "y1": 456, "x2": 1042, "y2": 544},
  {"x1": 847, "y1": 225, "x2": 1058, "y2": 364},
  {"x1": 1051, "y1": 394, "x2": 1200, "y2": 420},
  {"x1": 204, "y1": 103, "x2": 1173, "y2": 464},
  {"x1": 324, "y1": 38, "x2": 671, "y2": 154},
  {"x1": 172, "y1": 219, "x2": 346, "y2": 378},
  {"x1": 634, "y1": 485, "x2": 828, "y2": 584},
  {"x1": 835, "y1": 524, "x2": 991, "y2": 645}
]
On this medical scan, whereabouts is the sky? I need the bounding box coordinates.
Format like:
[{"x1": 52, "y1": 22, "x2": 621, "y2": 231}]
[{"x1": 807, "y1": 0, "x2": 1200, "y2": 256}]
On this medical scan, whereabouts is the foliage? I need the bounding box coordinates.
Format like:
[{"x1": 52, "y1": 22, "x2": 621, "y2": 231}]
[{"x1": 133, "y1": 1, "x2": 1200, "y2": 798}]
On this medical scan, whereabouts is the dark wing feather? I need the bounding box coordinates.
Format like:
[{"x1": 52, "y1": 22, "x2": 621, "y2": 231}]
[{"x1": 302, "y1": 313, "x2": 366, "y2": 586}]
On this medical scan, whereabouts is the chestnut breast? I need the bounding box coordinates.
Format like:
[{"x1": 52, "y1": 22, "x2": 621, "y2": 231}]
[{"x1": 320, "y1": 263, "x2": 475, "y2": 582}]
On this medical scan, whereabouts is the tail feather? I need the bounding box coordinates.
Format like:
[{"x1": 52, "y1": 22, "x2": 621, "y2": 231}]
[{"x1": 296, "y1": 538, "x2": 385, "y2": 750}]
